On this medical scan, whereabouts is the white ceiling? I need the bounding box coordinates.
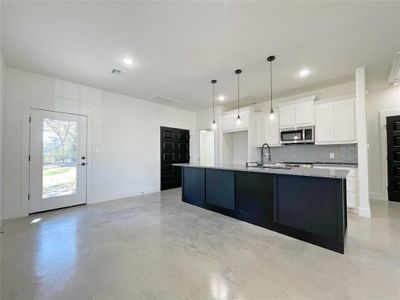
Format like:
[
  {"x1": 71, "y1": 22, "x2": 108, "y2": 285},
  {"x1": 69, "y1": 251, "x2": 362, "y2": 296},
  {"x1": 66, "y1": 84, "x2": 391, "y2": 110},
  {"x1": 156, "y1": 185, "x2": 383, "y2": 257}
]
[{"x1": 2, "y1": 1, "x2": 400, "y2": 111}]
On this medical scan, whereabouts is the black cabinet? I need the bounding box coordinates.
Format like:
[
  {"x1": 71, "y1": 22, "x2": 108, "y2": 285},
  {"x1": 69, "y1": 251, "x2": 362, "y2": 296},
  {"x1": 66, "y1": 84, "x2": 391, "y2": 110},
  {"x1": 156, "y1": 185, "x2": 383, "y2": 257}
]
[
  {"x1": 205, "y1": 169, "x2": 235, "y2": 210},
  {"x1": 182, "y1": 167, "x2": 205, "y2": 207},
  {"x1": 180, "y1": 166, "x2": 347, "y2": 253},
  {"x1": 235, "y1": 172, "x2": 274, "y2": 226},
  {"x1": 274, "y1": 175, "x2": 344, "y2": 239}
]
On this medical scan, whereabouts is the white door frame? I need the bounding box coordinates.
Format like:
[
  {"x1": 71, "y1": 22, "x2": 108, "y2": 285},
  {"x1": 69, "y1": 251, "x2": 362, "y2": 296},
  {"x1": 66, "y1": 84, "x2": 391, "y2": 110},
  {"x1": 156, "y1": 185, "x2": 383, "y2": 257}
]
[
  {"x1": 28, "y1": 108, "x2": 88, "y2": 213},
  {"x1": 379, "y1": 109, "x2": 400, "y2": 201},
  {"x1": 21, "y1": 102, "x2": 93, "y2": 217}
]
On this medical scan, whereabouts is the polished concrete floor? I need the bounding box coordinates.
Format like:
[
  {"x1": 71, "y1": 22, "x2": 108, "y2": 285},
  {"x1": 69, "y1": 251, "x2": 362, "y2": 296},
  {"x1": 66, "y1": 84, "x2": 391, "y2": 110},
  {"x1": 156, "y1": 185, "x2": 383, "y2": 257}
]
[{"x1": 1, "y1": 188, "x2": 400, "y2": 300}]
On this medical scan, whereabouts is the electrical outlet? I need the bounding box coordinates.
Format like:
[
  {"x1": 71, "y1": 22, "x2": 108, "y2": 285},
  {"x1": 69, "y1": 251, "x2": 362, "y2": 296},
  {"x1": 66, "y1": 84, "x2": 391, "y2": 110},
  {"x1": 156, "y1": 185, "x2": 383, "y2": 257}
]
[{"x1": 329, "y1": 153, "x2": 335, "y2": 159}]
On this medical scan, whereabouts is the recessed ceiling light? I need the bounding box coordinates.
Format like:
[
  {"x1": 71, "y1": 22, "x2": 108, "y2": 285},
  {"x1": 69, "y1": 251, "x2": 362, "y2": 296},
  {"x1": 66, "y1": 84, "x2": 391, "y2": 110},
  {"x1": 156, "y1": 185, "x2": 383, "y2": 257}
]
[
  {"x1": 394, "y1": 81, "x2": 399, "y2": 86},
  {"x1": 123, "y1": 57, "x2": 133, "y2": 65},
  {"x1": 299, "y1": 68, "x2": 311, "y2": 78},
  {"x1": 218, "y1": 95, "x2": 225, "y2": 101}
]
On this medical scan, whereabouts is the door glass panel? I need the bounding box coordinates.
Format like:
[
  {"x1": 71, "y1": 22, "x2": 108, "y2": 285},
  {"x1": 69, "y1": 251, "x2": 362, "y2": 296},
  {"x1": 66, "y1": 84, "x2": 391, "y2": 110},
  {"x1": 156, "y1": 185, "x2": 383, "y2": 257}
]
[{"x1": 42, "y1": 118, "x2": 78, "y2": 199}]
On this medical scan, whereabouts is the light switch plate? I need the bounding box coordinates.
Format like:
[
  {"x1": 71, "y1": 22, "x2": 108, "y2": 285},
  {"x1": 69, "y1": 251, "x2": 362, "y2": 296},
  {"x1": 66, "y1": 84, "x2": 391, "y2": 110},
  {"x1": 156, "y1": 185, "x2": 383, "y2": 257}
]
[{"x1": 329, "y1": 153, "x2": 335, "y2": 159}]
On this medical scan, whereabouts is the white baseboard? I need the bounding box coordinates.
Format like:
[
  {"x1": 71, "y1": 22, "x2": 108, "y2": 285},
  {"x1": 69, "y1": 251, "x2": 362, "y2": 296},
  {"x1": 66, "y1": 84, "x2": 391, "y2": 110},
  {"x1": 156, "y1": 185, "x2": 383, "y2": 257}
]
[
  {"x1": 4, "y1": 209, "x2": 27, "y2": 220},
  {"x1": 357, "y1": 207, "x2": 371, "y2": 218},
  {"x1": 4, "y1": 187, "x2": 160, "y2": 220},
  {"x1": 88, "y1": 186, "x2": 159, "y2": 204},
  {"x1": 369, "y1": 192, "x2": 386, "y2": 201}
]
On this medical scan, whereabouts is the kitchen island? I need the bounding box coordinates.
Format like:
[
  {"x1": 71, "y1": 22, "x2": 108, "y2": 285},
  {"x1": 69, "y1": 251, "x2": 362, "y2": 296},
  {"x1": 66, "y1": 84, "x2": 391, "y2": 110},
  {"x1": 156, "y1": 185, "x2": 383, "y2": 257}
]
[{"x1": 175, "y1": 163, "x2": 348, "y2": 253}]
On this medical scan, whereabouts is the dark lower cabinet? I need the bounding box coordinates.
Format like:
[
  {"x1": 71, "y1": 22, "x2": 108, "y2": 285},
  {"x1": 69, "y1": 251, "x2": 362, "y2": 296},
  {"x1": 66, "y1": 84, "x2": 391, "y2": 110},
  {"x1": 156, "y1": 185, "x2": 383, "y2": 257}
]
[
  {"x1": 182, "y1": 167, "x2": 205, "y2": 207},
  {"x1": 205, "y1": 169, "x2": 235, "y2": 210},
  {"x1": 180, "y1": 166, "x2": 347, "y2": 253},
  {"x1": 274, "y1": 175, "x2": 344, "y2": 239},
  {"x1": 235, "y1": 172, "x2": 274, "y2": 226}
]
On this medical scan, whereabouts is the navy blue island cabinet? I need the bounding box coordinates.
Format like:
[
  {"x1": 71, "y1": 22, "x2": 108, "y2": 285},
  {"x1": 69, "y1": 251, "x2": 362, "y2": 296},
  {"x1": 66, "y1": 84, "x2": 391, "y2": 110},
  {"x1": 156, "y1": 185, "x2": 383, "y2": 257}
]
[{"x1": 181, "y1": 165, "x2": 347, "y2": 254}]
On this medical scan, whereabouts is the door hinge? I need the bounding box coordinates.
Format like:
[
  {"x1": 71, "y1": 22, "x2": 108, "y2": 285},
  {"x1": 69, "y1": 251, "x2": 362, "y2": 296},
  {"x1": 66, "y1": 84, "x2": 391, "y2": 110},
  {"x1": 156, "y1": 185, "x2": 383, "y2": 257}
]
[
  {"x1": 28, "y1": 155, "x2": 31, "y2": 162},
  {"x1": 29, "y1": 116, "x2": 31, "y2": 123},
  {"x1": 28, "y1": 194, "x2": 30, "y2": 200}
]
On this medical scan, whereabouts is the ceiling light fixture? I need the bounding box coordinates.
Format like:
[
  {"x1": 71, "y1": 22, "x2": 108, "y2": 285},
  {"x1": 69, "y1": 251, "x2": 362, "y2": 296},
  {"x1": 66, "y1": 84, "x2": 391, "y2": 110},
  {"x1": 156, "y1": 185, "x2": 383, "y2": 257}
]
[
  {"x1": 299, "y1": 68, "x2": 311, "y2": 78},
  {"x1": 218, "y1": 95, "x2": 225, "y2": 101},
  {"x1": 211, "y1": 79, "x2": 217, "y2": 130},
  {"x1": 267, "y1": 55, "x2": 276, "y2": 121},
  {"x1": 235, "y1": 69, "x2": 242, "y2": 125},
  {"x1": 123, "y1": 57, "x2": 133, "y2": 65},
  {"x1": 394, "y1": 81, "x2": 399, "y2": 87}
]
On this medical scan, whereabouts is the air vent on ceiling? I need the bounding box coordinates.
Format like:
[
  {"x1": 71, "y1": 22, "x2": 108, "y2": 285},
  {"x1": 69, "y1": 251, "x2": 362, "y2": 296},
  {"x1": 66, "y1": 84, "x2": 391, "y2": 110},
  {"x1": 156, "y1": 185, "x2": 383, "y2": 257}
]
[
  {"x1": 150, "y1": 95, "x2": 182, "y2": 103},
  {"x1": 111, "y1": 68, "x2": 124, "y2": 75},
  {"x1": 388, "y1": 51, "x2": 400, "y2": 84}
]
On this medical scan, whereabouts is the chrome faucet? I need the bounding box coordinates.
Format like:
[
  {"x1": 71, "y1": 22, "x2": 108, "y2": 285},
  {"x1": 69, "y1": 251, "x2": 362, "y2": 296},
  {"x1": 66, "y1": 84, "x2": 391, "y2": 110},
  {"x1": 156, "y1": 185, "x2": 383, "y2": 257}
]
[{"x1": 261, "y1": 143, "x2": 271, "y2": 167}]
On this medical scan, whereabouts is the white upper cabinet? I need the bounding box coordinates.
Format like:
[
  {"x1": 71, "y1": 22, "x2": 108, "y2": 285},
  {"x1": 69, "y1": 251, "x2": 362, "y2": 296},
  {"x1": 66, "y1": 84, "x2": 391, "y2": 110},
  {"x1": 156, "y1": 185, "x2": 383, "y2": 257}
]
[
  {"x1": 221, "y1": 114, "x2": 234, "y2": 132},
  {"x1": 315, "y1": 98, "x2": 356, "y2": 144},
  {"x1": 255, "y1": 113, "x2": 266, "y2": 145},
  {"x1": 266, "y1": 114, "x2": 280, "y2": 146},
  {"x1": 221, "y1": 110, "x2": 250, "y2": 133},
  {"x1": 279, "y1": 105, "x2": 296, "y2": 128},
  {"x1": 279, "y1": 97, "x2": 315, "y2": 129},
  {"x1": 295, "y1": 100, "x2": 314, "y2": 126},
  {"x1": 335, "y1": 99, "x2": 356, "y2": 142},
  {"x1": 315, "y1": 102, "x2": 335, "y2": 143},
  {"x1": 255, "y1": 112, "x2": 280, "y2": 146}
]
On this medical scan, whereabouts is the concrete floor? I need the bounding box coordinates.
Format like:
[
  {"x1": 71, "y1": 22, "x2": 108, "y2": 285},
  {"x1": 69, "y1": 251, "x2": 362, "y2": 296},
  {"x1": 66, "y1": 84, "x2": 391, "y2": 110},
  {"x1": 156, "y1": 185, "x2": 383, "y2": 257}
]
[{"x1": 1, "y1": 188, "x2": 400, "y2": 300}]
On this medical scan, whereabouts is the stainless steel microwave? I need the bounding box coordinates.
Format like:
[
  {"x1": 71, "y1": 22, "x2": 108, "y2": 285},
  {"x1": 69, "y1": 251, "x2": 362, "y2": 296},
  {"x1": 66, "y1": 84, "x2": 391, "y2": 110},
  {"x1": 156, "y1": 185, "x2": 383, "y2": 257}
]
[{"x1": 280, "y1": 126, "x2": 315, "y2": 144}]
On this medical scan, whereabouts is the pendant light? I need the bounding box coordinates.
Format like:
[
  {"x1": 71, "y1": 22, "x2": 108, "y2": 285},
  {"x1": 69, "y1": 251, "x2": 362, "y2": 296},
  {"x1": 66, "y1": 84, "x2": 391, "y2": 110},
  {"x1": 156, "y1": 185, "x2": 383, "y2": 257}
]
[
  {"x1": 235, "y1": 69, "x2": 242, "y2": 124},
  {"x1": 267, "y1": 55, "x2": 275, "y2": 120},
  {"x1": 211, "y1": 79, "x2": 217, "y2": 130}
]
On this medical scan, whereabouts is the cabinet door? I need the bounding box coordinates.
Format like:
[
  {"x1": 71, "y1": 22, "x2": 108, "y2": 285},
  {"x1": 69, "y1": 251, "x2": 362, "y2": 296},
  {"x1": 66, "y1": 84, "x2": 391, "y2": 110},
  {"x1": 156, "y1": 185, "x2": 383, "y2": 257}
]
[
  {"x1": 234, "y1": 111, "x2": 249, "y2": 130},
  {"x1": 205, "y1": 169, "x2": 235, "y2": 210},
  {"x1": 279, "y1": 104, "x2": 296, "y2": 128},
  {"x1": 295, "y1": 100, "x2": 314, "y2": 126},
  {"x1": 335, "y1": 99, "x2": 356, "y2": 143},
  {"x1": 315, "y1": 102, "x2": 335, "y2": 143},
  {"x1": 265, "y1": 113, "x2": 280, "y2": 146},
  {"x1": 255, "y1": 113, "x2": 266, "y2": 146},
  {"x1": 221, "y1": 114, "x2": 234, "y2": 132},
  {"x1": 235, "y1": 172, "x2": 273, "y2": 226}
]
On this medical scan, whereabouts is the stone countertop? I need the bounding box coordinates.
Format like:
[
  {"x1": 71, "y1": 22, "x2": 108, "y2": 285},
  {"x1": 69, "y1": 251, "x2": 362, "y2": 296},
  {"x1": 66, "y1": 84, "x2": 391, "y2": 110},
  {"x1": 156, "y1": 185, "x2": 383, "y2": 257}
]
[
  {"x1": 312, "y1": 162, "x2": 358, "y2": 168},
  {"x1": 174, "y1": 163, "x2": 349, "y2": 179}
]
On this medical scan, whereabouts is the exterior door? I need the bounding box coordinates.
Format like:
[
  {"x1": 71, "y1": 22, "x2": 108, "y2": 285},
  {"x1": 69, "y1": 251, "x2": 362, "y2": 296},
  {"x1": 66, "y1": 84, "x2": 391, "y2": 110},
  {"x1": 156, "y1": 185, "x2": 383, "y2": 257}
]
[
  {"x1": 160, "y1": 127, "x2": 189, "y2": 190},
  {"x1": 29, "y1": 109, "x2": 88, "y2": 213},
  {"x1": 387, "y1": 115, "x2": 400, "y2": 202}
]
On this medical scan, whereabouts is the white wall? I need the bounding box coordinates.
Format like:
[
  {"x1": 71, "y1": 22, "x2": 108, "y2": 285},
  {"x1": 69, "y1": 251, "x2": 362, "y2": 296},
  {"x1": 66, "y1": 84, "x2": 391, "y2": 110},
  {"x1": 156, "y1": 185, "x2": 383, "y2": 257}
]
[
  {"x1": 3, "y1": 68, "x2": 195, "y2": 219},
  {"x1": 0, "y1": 2, "x2": 6, "y2": 225},
  {"x1": 367, "y1": 85, "x2": 400, "y2": 201}
]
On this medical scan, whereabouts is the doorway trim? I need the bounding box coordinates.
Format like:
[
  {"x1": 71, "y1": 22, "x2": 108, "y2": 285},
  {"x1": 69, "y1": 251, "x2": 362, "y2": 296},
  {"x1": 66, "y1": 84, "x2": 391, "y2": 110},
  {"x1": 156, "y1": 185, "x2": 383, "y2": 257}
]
[
  {"x1": 379, "y1": 109, "x2": 400, "y2": 201},
  {"x1": 20, "y1": 101, "x2": 93, "y2": 217}
]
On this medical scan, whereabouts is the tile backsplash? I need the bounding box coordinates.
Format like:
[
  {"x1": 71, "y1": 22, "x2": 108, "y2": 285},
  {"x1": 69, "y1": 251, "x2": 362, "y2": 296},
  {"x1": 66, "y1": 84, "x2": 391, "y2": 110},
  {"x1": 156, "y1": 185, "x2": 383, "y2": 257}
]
[{"x1": 266, "y1": 144, "x2": 358, "y2": 164}]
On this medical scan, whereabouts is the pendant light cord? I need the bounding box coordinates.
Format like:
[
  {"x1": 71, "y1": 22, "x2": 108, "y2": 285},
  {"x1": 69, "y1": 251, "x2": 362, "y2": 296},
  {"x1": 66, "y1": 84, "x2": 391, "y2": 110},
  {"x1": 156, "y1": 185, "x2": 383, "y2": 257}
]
[
  {"x1": 237, "y1": 73, "x2": 240, "y2": 117},
  {"x1": 212, "y1": 83, "x2": 215, "y2": 122},
  {"x1": 270, "y1": 60, "x2": 273, "y2": 110}
]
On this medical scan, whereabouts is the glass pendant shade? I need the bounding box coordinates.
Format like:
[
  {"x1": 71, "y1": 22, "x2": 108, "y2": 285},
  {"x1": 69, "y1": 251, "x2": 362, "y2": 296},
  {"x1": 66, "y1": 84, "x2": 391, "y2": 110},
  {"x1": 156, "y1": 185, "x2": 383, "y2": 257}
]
[
  {"x1": 236, "y1": 115, "x2": 241, "y2": 124},
  {"x1": 211, "y1": 120, "x2": 217, "y2": 130}
]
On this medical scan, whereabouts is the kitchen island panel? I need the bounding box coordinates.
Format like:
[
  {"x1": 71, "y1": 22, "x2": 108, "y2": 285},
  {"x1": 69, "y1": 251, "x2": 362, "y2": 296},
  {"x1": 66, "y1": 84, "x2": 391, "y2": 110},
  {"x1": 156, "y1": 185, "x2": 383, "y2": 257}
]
[
  {"x1": 205, "y1": 169, "x2": 235, "y2": 210},
  {"x1": 235, "y1": 172, "x2": 274, "y2": 227},
  {"x1": 182, "y1": 167, "x2": 205, "y2": 207}
]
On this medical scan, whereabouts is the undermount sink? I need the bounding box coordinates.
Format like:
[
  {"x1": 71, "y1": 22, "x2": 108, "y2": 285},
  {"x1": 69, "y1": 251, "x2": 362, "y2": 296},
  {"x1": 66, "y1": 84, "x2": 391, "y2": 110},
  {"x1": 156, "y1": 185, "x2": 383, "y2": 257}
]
[{"x1": 247, "y1": 163, "x2": 293, "y2": 170}]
